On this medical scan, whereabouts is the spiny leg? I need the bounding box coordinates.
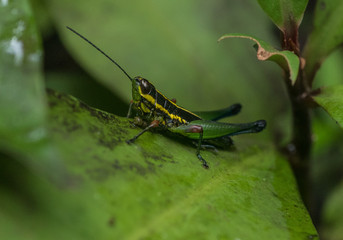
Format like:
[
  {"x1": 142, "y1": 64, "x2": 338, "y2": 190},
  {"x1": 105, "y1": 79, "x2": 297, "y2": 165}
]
[
  {"x1": 169, "y1": 124, "x2": 210, "y2": 169},
  {"x1": 188, "y1": 125, "x2": 209, "y2": 169},
  {"x1": 126, "y1": 120, "x2": 159, "y2": 144},
  {"x1": 196, "y1": 130, "x2": 209, "y2": 169}
]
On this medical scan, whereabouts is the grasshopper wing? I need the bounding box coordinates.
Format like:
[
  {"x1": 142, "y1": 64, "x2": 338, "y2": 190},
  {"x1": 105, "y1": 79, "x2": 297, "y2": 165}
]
[{"x1": 193, "y1": 103, "x2": 242, "y2": 121}]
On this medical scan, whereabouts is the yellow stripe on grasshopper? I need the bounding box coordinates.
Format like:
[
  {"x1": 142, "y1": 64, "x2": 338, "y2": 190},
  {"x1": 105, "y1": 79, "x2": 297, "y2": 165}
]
[{"x1": 140, "y1": 92, "x2": 187, "y2": 124}]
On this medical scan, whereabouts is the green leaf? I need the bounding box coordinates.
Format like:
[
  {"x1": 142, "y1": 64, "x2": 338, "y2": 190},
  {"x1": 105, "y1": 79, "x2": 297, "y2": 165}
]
[
  {"x1": 0, "y1": 0, "x2": 64, "y2": 180},
  {"x1": 303, "y1": 0, "x2": 343, "y2": 81},
  {"x1": 0, "y1": 0, "x2": 44, "y2": 143},
  {"x1": 0, "y1": 153, "x2": 114, "y2": 240},
  {"x1": 314, "y1": 49, "x2": 343, "y2": 88},
  {"x1": 0, "y1": 90, "x2": 318, "y2": 239},
  {"x1": 313, "y1": 85, "x2": 343, "y2": 129},
  {"x1": 218, "y1": 34, "x2": 300, "y2": 83},
  {"x1": 257, "y1": 0, "x2": 308, "y2": 31}
]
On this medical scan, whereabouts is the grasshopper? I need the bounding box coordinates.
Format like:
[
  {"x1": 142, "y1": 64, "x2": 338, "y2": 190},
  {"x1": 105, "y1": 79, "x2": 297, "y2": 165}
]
[{"x1": 67, "y1": 27, "x2": 266, "y2": 168}]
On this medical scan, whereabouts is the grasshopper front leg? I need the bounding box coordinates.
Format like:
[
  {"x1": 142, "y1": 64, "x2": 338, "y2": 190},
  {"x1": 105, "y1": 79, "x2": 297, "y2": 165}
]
[{"x1": 126, "y1": 119, "x2": 160, "y2": 144}]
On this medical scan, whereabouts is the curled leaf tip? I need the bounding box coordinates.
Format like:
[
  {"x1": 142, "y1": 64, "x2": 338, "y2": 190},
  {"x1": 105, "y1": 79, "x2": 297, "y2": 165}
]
[{"x1": 218, "y1": 34, "x2": 300, "y2": 84}]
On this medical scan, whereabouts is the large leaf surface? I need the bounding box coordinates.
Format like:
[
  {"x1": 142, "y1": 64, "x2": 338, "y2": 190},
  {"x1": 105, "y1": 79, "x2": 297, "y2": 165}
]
[{"x1": 0, "y1": 90, "x2": 318, "y2": 239}]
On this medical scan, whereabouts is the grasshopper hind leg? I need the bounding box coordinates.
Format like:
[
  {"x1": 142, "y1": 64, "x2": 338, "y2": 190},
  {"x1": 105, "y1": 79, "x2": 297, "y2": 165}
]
[
  {"x1": 196, "y1": 149, "x2": 209, "y2": 169},
  {"x1": 188, "y1": 125, "x2": 209, "y2": 169}
]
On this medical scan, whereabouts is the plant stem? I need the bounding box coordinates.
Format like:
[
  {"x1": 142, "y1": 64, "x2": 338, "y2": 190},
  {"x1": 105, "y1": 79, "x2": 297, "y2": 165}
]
[
  {"x1": 286, "y1": 73, "x2": 312, "y2": 206},
  {"x1": 282, "y1": 25, "x2": 313, "y2": 207}
]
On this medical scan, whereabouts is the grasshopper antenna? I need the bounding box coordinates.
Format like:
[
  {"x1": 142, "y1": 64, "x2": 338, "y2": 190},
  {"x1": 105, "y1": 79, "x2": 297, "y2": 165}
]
[{"x1": 66, "y1": 26, "x2": 132, "y2": 82}]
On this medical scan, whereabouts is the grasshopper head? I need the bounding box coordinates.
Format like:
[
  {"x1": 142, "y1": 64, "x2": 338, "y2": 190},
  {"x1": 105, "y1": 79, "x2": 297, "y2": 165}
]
[{"x1": 132, "y1": 76, "x2": 154, "y2": 102}]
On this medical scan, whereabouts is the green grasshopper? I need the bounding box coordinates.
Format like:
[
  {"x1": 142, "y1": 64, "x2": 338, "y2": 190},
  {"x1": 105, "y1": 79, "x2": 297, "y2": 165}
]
[{"x1": 67, "y1": 27, "x2": 266, "y2": 168}]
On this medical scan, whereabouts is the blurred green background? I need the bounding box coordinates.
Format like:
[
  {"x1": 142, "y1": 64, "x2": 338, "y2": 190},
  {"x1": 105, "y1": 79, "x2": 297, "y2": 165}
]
[{"x1": 1, "y1": 0, "x2": 343, "y2": 239}]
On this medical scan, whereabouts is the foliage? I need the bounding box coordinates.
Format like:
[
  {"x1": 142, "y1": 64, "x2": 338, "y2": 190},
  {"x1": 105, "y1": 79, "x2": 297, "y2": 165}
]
[
  {"x1": 218, "y1": 34, "x2": 299, "y2": 83},
  {"x1": 1, "y1": 0, "x2": 343, "y2": 239},
  {"x1": 314, "y1": 85, "x2": 343, "y2": 128},
  {"x1": 0, "y1": 90, "x2": 317, "y2": 239}
]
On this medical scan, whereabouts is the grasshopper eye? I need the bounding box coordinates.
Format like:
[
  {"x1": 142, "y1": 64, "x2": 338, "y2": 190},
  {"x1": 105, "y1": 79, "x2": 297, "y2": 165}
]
[{"x1": 140, "y1": 79, "x2": 152, "y2": 94}]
